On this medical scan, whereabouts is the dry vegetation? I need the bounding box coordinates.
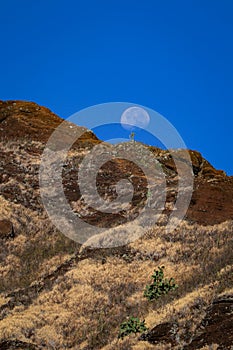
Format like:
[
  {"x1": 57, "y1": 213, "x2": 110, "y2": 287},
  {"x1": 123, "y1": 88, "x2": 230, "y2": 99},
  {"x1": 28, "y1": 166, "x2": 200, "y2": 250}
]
[
  {"x1": 0, "y1": 215, "x2": 232, "y2": 349},
  {"x1": 0, "y1": 101, "x2": 232, "y2": 349}
]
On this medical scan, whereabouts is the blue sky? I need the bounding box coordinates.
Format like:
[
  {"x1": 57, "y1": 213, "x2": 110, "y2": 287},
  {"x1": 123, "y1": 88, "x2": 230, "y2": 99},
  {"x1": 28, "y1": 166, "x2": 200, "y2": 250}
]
[{"x1": 1, "y1": 0, "x2": 233, "y2": 174}]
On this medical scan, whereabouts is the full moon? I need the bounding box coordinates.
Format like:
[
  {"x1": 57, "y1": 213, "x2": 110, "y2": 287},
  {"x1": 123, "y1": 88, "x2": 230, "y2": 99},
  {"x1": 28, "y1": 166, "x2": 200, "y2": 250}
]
[{"x1": 120, "y1": 106, "x2": 150, "y2": 130}]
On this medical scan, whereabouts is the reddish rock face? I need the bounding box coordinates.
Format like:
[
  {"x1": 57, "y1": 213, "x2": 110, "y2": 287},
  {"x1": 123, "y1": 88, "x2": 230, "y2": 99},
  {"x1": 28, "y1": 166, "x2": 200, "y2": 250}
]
[
  {"x1": 187, "y1": 176, "x2": 233, "y2": 225},
  {"x1": 0, "y1": 100, "x2": 99, "y2": 147},
  {"x1": 0, "y1": 100, "x2": 232, "y2": 227}
]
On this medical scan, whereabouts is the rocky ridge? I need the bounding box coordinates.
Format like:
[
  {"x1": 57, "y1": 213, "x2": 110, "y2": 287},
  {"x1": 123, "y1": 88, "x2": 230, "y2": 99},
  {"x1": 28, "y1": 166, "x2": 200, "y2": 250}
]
[{"x1": 0, "y1": 100, "x2": 232, "y2": 349}]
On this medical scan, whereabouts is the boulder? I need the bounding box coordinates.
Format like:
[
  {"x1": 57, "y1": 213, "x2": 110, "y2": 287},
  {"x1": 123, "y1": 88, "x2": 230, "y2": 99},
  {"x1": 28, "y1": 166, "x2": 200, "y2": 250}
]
[
  {"x1": 0, "y1": 220, "x2": 15, "y2": 239},
  {"x1": 139, "y1": 321, "x2": 179, "y2": 345}
]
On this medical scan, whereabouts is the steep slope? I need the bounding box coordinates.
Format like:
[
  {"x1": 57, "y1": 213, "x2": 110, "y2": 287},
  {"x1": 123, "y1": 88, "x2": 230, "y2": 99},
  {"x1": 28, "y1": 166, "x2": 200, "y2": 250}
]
[
  {"x1": 1, "y1": 100, "x2": 232, "y2": 226},
  {"x1": 0, "y1": 100, "x2": 232, "y2": 349},
  {"x1": 0, "y1": 100, "x2": 99, "y2": 144}
]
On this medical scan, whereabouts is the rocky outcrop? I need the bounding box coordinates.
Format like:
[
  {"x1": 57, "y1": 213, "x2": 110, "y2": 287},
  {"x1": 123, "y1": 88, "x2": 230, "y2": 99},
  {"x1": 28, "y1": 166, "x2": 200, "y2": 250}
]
[
  {"x1": 189, "y1": 150, "x2": 226, "y2": 178},
  {"x1": 0, "y1": 100, "x2": 232, "y2": 226},
  {"x1": 139, "y1": 321, "x2": 179, "y2": 345},
  {"x1": 0, "y1": 100, "x2": 99, "y2": 146},
  {"x1": 0, "y1": 220, "x2": 14, "y2": 239},
  {"x1": 139, "y1": 296, "x2": 233, "y2": 349},
  {"x1": 184, "y1": 295, "x2": 233, "y2": 350},
  {"x1": 139, "y1": 295, "x2": 233, "y2": 350},
  {"x1": 0, "y1": 340, "x2": 40, "y2": 350}
]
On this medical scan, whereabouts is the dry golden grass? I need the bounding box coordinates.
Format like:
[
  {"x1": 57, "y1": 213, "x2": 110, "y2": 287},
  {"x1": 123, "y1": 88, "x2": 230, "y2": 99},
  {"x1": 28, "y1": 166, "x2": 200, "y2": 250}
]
[
  {"x1": 0, "y1": 217, "x2": 232, "y2": 349},
  {"x1": 0, "y1": 199, "x2": 79, "y2": 292}
]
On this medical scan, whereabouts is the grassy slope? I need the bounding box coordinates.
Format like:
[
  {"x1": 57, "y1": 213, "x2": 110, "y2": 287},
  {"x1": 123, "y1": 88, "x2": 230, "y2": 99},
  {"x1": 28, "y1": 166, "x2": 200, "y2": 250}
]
[
  {"x1": 0, "y1": 214, "x2": 232, "y2": 349},
  {"x1": 0, "y1": 101, "x2": 232, "y2": 349}
]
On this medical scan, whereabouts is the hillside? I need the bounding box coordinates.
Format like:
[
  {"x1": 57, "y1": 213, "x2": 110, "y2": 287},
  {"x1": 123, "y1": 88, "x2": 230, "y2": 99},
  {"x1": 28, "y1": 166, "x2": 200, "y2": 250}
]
[{"x1": 0, "y1": 100, "x2": 232, "y2": 349}]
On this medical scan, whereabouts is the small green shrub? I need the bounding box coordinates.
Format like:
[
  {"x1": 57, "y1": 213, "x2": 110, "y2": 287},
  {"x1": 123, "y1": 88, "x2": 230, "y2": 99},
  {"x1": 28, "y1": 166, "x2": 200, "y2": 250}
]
[
  {"x1": 118, "y1": 317, "x2": 147, "y2": 339},
  {"x1": 144, "y1": 266, "x2": 178, "y2": 301}
]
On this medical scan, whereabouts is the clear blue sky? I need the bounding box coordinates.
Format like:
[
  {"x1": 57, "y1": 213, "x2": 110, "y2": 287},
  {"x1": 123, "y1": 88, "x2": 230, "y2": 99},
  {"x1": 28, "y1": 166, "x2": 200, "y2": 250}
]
[{"x1": 1, "y1": 0, "x2": 233, "y2": 174}]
